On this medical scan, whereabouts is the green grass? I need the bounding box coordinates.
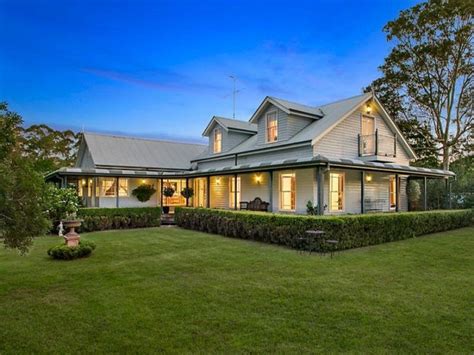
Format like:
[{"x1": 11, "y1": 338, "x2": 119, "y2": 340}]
[{"x1": 1, "y1": 227, "x2": 473, "y2": 354}]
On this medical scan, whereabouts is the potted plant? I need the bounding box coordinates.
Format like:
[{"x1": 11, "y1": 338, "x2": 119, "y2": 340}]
[
  {"x1": 132, "y1": 184, "x2": 156, "y2": 202},
  {"x1": 181, "y1": 187, "x2": 194, "y2": 205},
  {"x1": 162, "y1": 186, "x2": 175, "y2": 214}
]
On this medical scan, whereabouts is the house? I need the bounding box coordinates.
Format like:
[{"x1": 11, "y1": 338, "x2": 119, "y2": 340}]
[{"x1": 46, "y1": 92, "x2": 454, "y2": 214}]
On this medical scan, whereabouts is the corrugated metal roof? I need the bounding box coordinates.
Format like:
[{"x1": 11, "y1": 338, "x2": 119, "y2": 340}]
[
  {"x1": 47, "y1": 155, "x2": 455, "y2": 179},
  {"x1": 83, "y1": 132, "x2": 207, "y2": 170},
  {"x1": 269, "y1": 96, "x2": 325, "y2": 117}
]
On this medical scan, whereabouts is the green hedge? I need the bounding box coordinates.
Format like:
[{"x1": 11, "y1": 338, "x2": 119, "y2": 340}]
[
  {"x1": 77, "y1": 207, "x2": 161, "y2": 232},
  {"x1": 175, "y1": 208, "x2": 474, "y2": 251}
]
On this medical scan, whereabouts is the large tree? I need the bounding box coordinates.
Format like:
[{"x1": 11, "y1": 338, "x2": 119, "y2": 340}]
[
  {"x1": 378, "y1": 0, "x2": 473, "y2": 170},
  {"x1": 20, "y1": 124, "x2": 81, "y2": 174},
  {"x1": 0, "y1": 103, "x2": 51, "y2": 253}
]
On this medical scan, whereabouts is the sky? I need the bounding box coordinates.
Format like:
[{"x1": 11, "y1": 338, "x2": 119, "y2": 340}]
[{"x1": 0, "y1": 0, "x2": 419, "y2": 143}]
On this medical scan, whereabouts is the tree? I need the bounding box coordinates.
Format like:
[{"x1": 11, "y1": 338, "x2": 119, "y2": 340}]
[
  {"x1": 379, "y1": 0, "x2": 473, "y2": 170},
  {"x1": 0, "y1": 103, "x2": 51, "y2": 254},
  {"x1": 20, "y1": 124, "x2": 81, "y2": 174}
]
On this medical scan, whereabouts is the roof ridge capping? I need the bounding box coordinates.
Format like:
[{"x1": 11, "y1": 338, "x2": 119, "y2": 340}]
[{"x1": 83, "y1": 131, "x2": 206, "y2": 146}]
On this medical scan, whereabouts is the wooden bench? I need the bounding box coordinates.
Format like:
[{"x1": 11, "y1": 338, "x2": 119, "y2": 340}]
[{"x1": 239, "y1": 197, "x2": 270, "y2": 212}]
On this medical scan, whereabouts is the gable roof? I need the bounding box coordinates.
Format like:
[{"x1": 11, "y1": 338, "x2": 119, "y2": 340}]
[
  {"x1": 202, "y1": 116, "x2": 257, "y2": 136},
  {"x1": 193, "y1": 92, "x2": 417, "y2": 162},
  {"x1": 81, "y1": 132, "x2": 207, "y2": 170},
  {"x1": 249, "y1": 96, "x2": 324, "y2": 123}
]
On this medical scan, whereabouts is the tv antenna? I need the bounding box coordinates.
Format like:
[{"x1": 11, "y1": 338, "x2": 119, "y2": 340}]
[{"x1": 229, "y1": 75, "x2": 240, "y2": 119}]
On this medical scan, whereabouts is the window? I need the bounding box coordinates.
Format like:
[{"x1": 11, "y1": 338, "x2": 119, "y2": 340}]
[
  {"x1": 389, "y1": 176, "x2": 397, "y2": 209},
  {"x1": 194, "y1": 178, "x2": 207, "y2": 207},
  {"x1": 280, "y1": 173, "x2": 295, "y2": 211},
  {"x1": 229, "y1": 177, "x2": 241, "y2": 208},
  {"x1": 213, "y1": 128, "x2": 222, "y2": 153},
  {"x1": 119, "y1": 178, "x2": 128, "y2": 197},
  {"x1": 100, "y1": 178, "x2": 116, "y2": 197},
  {"x1": 329, "y1": 173, "x2": 344, "y2": 212},
  {"x1": 266, "y1": 111, "x2": 278, "y2": 143}
]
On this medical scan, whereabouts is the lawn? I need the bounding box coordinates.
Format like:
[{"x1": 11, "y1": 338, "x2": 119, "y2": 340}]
[{"x1": 0, "y1": 227, "x2": 473, "y2": 353}]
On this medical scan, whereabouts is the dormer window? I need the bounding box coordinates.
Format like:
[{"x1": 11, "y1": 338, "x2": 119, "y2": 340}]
[
  {"x1": 266, "y1": 111, "x2": 278, "y2": 143},
  {"x1": 213, "y1": 128, "x2": 222, "y2": 153}
]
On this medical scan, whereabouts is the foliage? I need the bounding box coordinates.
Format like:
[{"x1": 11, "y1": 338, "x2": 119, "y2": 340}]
[
  {"x1": 47, "y1": 240, "x2": 96, "y2": 260},
  {"x1": 0, "y1": 103, "x2": 51, "y2": 253},
  {"x1": 377, "y1": 0, "x2": 473, "y2": 170},
  {"x1": 180, "y1": 187, "x2": 194, "y2": 199},
  {"x1": 131, "y1": 184, "x2": 157, "y2": 202},
  {"x1": 163, "y1": 186, "x2": 175, "y2": 198},
  {"x1": 306, "y1": 200, "x2": 317, "y2": 215},
  {"x1": 20, "y1": 124, "x2": 82, "y2": 174},
  {"x1": 407, "y1": 180, "x2": 422, "y2": 210},
  {"x1": 175, "y1": 208, "x2": 473, "y2": 251},
  {"x1": 44, "y1": 185, "x2": 80, "y2": 222},
  {"x1": 77, "y1": 207, "x2": 161, "y2": 232}
]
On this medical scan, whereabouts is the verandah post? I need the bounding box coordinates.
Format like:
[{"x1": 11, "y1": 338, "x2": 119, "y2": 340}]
[
  {"x1": 316, "y1": 166, "x2": 324, "y2": 215},
  {"x1": 233, "y1": 173, "x2": 238, "y2": 210},
  {"x1": 115, "y1": 177, "x2": 119, "y2": 208},
  {"x1": 395, "y1": 174, "x2": 399, "y2": 212},
  {"x1": 268, "y1": 171, "x2": 273, "y2": 212},
  {"x1": 361, "y1": 171, "x2": 365, "y2": 214},
  {"x1": 206, "y1": 176, "x2": 210, "y2": 208},
  {"x1": 185, "y1": 178, "x2": 189, "y2": 207},
  {"x1": 423, "y1": 176, "x2": 428, "y2": 211}
]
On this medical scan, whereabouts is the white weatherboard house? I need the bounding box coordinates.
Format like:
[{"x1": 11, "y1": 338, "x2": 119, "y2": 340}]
[{"x1": 47, "y1": 93, "x2": 454, "y2": 215}]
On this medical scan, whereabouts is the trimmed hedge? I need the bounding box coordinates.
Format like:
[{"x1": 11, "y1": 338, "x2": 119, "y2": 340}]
[
  {"x1": 175, "y1": 208, "x2": 474, "y2": 251},
  {"x1": 48, "y1": 240, "x2": 96, "y2": 260},
  {"x1": 77, "y1": 207, "x2": 161, "y2": 232}
]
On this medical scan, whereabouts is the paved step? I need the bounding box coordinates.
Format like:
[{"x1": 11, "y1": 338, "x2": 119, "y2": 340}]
[{"x1": 161, "y1": 214, "x2": 175, "y2": 225}]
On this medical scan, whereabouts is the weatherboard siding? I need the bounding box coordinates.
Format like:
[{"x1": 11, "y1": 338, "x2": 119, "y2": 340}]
[
  {"x1": 312, "y1": 105, "x2": 411, "y2": 165},
  {"x1": 208, "y1": 122, "x2": 251, "y2": 154}
]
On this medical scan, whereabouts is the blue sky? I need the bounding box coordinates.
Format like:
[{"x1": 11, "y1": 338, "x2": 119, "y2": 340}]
[{"x1": 0, "y1": 0, "x2": 418, "y2": 142}]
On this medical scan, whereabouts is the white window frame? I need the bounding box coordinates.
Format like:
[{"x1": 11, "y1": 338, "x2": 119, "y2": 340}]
[
  {"x1": 229, "y1": 176, "x2": 241, "y2": 208},
  {"x1": 266, "y1": 111, "x2": 278, "y2": 143},
  {"x1": 329, "y1": 172, "x2": 345, "y2": 212},
  {"x1": 213, "y1": 128, "x2": 222, "y2": 153},
  {"x1": 119, "y1": 178, "x2": 129, "y2": 197},
  {"x1": 389, "y1": 176, "x2": 397, "y2": 210},
  {"x1": 100, "y1": 178, "x2": 116, "y2": 197},
  {"x1": 279, "y1": 173, "x2": 295, "y2": 211}
]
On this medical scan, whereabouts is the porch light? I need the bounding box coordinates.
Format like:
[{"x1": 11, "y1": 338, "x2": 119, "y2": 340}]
[
  {"x1": 141, "y1": 179, "x2": 147, "y2": 184},
  {"x1": 89, "y1": 179, "x2": 93, "y2": 184},
  {"x1": 366, "y1": 102, "x2": 372, "y2": 115},
  {"x1": 255, "y1": 174, "x2": 262, "y2": 184},
  {"x1": 365, "y1": 174, "x2": 373, "y2": 183}
]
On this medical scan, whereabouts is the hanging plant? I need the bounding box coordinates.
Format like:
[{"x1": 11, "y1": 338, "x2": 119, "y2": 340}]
[
  {"x1": 132, "y1": 184, "x2": 157, "y2": 202},
  {"x1": 163, "y1": 186, "x2": 175, "y2": 198},
  {"x1": 181, "y1": 187, "x2": 194, "y2": 199}
]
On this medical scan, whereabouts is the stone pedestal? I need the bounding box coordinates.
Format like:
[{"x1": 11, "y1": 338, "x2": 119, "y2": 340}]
[{"x1": 62, "y1": 220, "x2": 82, "y2": 247}]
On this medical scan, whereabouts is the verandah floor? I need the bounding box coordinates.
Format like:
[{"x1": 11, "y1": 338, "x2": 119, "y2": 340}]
[{"x1": 0, "y1": 227, "x2": 473, "y2": 353}]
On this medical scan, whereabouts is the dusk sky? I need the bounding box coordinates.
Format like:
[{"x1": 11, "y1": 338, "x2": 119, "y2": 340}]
[{"x1": 0, "y1": 0, "x2": 419, "y2": 143}]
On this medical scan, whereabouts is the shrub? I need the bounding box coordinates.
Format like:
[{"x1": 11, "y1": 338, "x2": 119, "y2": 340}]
[
  {"x1": 45, "y1": 185, "x2": 81, "y2": 222},
  {"x1": 47, "y1": 240, "x2": 96, "y2": 260},
  {"x1": 77, "y1": 207, "x2": 161, "y2": 232},
  {"x1": 175, "y1": 208, "x2": 474, "y2": 251},
  {"x1": 181, "y1": 187, "x2": 194, "y2": 199},
  {"x1": 131, "y1": 184, "x2": 157, "y2": 202}
]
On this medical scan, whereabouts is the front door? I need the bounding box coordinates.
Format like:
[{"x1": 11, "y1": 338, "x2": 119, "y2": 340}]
[{"x1": 361, "y1": 115, "x2": 375, "y2": 155}]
